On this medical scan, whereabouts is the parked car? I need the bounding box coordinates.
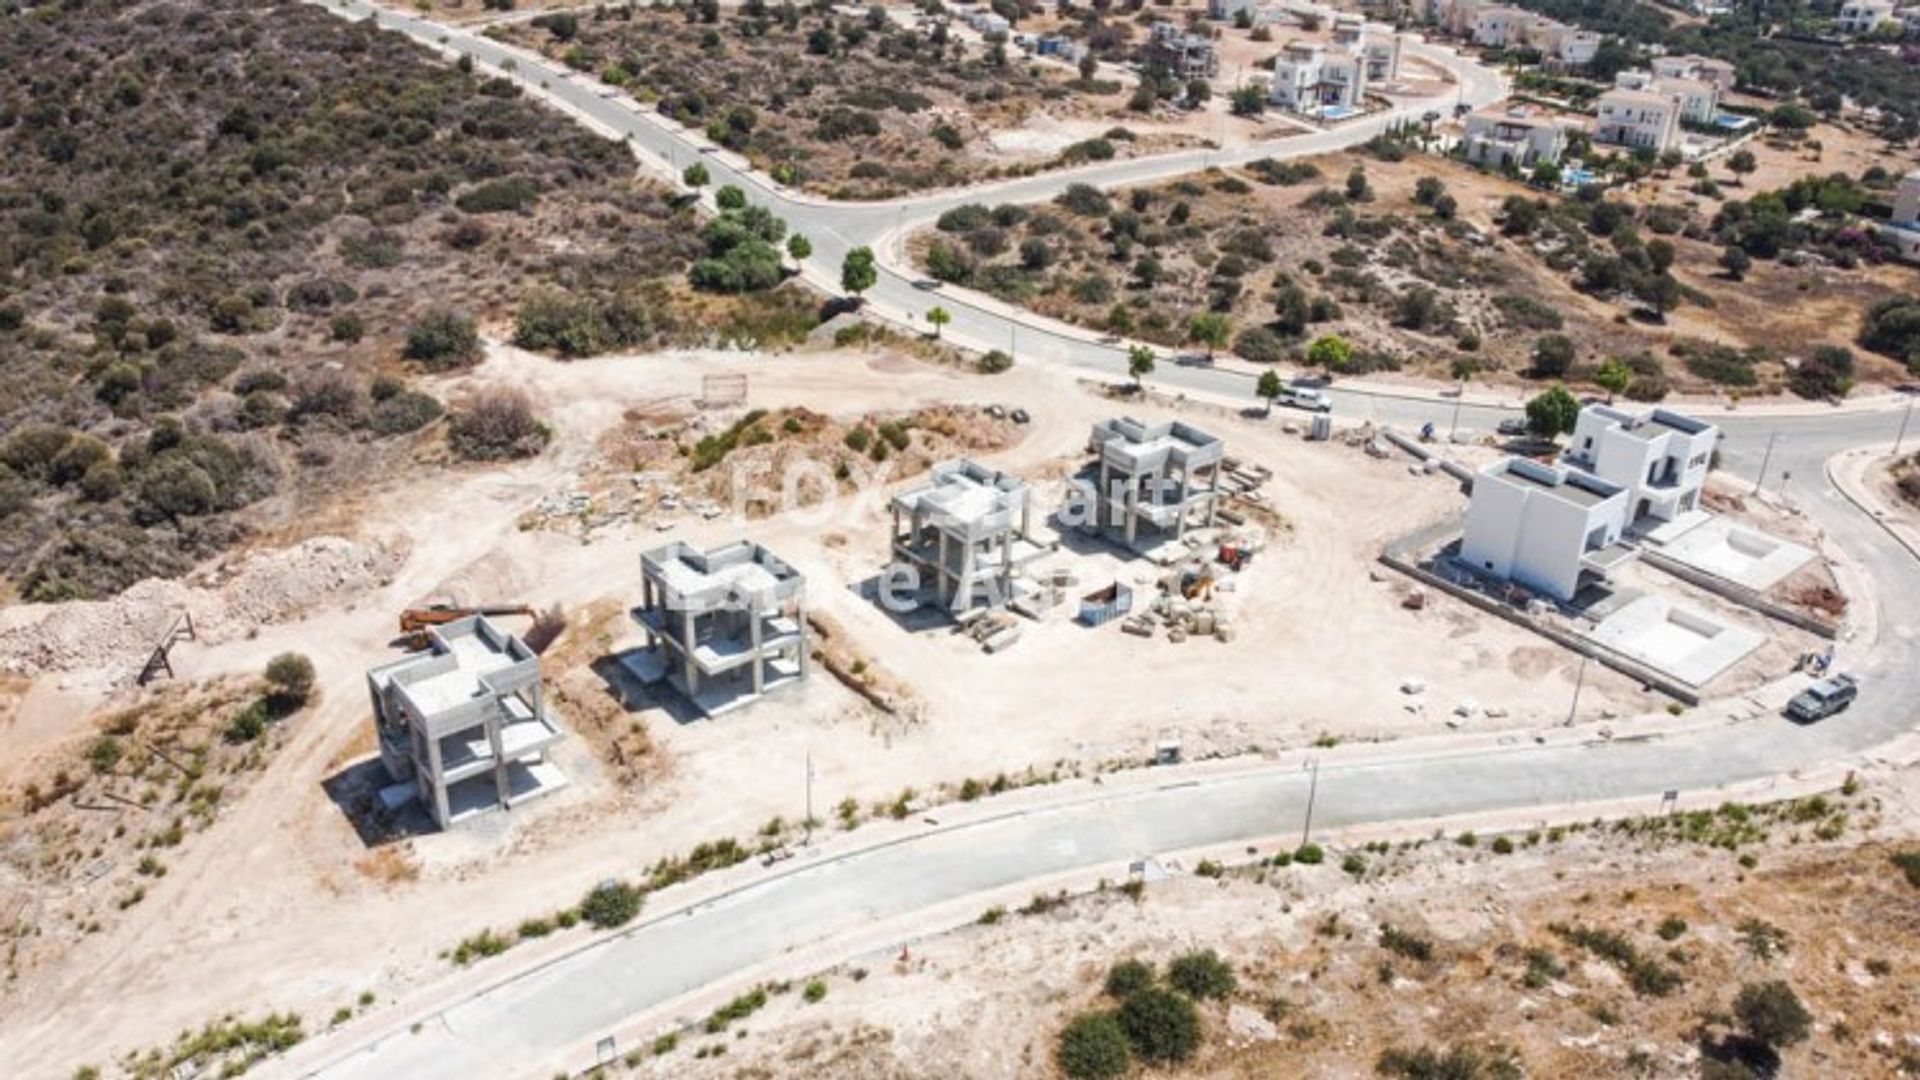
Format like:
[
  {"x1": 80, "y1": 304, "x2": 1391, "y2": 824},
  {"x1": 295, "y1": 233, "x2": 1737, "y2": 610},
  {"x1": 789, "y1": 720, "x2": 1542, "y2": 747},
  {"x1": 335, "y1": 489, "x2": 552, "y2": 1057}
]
[
  {"x1": 1785, "y1": 673, "x2": 1858, "y2": 723},
  {"x1": 1277, "y1": 387, "x2": 1332, "y2": 412},
  {"x1": 1497, "y1": 418, "x2": 1531, "y2": 437},
  {"x1": 1010, "y1": 408, "x2": 1031, "y2": 425}
]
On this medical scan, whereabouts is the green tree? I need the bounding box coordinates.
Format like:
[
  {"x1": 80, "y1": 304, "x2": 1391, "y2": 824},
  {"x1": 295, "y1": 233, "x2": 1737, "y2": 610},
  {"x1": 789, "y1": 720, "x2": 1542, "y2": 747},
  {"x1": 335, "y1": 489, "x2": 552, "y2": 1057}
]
[
  {"x1": 841, "y1": 246, "x2": 878, "y2": 299},
  {"x1": 1532, "y1": 334, "x2": 1576, "y2": 378},
  {"x1": 1720, "y1": 244, "x2": 1752, "y2": 280},
  {"x1": 1057, "y1": 1011, "x2": 1132, "y2": 1080},
  {"x1": 1726, "y1": 149, "x2": 1757, "y2": 182},
  {"x1": 1230, "y1": 84, "x2": 1266, "y2": 117},
  {"x1": 1186, "y1": 312, "x2": 1231, "y2": 358},
  {"x1": 1594, "y1": 357, "x2": 1632, "y2": 402},
  {"x1": 715, "y1": 184, "x2": 747, "y2": 210},
  {"x1": 786, "y1": 234, "x2": 812, "y2": 265},
  {"x1": 1256, "y1": 369, "x2": 1284, "y2": 414},
  {"x1": 925, "y1": 306, "x2": 951, "y2": 339},
  {"x1": 682, "y1": 161, "x2": 710, "y2": 188},
  {"x1": 1526, "y1": 384, "x2": 1581, "y2": 439},
  {"x1": 1733, "y1": 980, "x2": 1812, "y2": 1051},
  {"x1": 1306, "y1": 333, "x2": 1352, "y2": 373},
  {"x1": 1117, "y1": 985, "x2": 1201, "y2": 1064},
  {"x1": 263, "y1": 653, "x2": 317, "y2": 716},
  {"x1": 1127, "y1": 345, "x2": 1156, "y2": 388}
]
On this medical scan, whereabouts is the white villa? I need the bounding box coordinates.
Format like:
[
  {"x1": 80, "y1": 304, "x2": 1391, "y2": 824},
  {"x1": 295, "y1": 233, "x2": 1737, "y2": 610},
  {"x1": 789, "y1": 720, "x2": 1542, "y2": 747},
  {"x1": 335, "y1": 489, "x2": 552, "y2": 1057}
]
[
  {"x1": 1564, "y1": 404, "x2": 1719, "y2": 525},
  {"x1": 1460, "y1": 458, "x2": 1633, "y2": 602},
  {"x1": 1594, "y1": 85, "x2": 1683, "y2": 152},
  {"x1": 1459, "y1": 405, "x2": 1719, "y2": 601},
  {"x1": 1461, "y1": 104, "x2": 1569, "y2": 168},
  {"x1": 1270, "y1": 41, "x2": 1370, "y2": 114}
]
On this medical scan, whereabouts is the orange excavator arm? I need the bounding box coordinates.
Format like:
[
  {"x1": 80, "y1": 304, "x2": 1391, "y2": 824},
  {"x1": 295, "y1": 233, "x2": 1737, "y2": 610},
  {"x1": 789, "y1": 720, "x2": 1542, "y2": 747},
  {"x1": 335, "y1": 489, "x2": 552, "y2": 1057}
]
[{"x1": 397, "y1": 604, "x2": 537, "y2": 646}]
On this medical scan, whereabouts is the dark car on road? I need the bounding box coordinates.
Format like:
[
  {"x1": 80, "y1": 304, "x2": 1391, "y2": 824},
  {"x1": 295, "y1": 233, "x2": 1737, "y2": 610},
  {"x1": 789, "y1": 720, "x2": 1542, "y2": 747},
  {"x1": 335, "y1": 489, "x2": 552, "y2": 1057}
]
[{"x1": 1786, "y1": 674, "x2": 1857, "y2": 722}]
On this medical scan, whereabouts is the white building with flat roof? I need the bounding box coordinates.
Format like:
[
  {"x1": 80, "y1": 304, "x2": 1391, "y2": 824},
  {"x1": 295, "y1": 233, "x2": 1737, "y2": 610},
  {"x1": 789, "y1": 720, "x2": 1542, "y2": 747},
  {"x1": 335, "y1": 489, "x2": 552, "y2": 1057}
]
[
  {"x1": 1460, "y1": 457, "x2": 1633, "y2": 602},
  {"x1": 1462, "y1": 104, "x2": 1569, "y2": 168},
  {"x1": 1651, "y1": 54, "x2": 1736, "y2": 93},
  {"x1": 1837, "y1": 0, "x2": 1896, "y2": 34},
  {"x1": 1270, "y1": 41, "x2": 1370, "y2": 114},
  {"x1": 1564, "y1": 404, "x2": 1719, "y2": 524},
  {"x1": 1594, "y1": 85, "x2": 1683, "y2": 152}
]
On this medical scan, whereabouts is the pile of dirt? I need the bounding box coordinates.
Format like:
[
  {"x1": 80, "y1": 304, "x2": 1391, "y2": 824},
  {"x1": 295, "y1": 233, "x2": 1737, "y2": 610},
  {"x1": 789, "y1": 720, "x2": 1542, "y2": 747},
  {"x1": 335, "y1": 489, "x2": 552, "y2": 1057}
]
[{"x1": 0, "y1": 536, "x2": 405, "y2": 678}]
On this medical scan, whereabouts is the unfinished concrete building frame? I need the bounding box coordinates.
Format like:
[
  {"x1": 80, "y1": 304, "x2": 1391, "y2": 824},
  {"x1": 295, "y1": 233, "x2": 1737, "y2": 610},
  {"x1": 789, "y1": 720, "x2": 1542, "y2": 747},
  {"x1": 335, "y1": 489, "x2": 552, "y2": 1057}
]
[
  {"x1": 1074, "y1": 417, "x2": 1225, "y2": 556},
  {"x1": 890, "y1": 459, "x2": 1046, "y2": 613},
  {"x1": 634, "y1": 540, "x2": 808, "y2": 717},
  {"x1": 367, "y1": 616, "x2": 567, "y2": 830}
]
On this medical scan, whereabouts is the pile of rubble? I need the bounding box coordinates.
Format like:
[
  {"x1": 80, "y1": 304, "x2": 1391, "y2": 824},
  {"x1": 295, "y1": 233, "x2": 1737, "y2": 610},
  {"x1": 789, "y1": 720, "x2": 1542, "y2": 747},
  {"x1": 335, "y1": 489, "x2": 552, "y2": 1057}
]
[{"x1": 0, "y1": 536, "x2": 404, "y2": 679}]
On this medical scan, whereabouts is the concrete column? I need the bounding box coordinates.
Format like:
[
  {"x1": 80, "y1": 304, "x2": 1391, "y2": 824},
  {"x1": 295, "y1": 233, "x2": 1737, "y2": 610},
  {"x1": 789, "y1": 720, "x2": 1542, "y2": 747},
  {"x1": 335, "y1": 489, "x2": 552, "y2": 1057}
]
[
  {"x1": 1205, "y1": 462, "x2": 1220, "y2": 528},
  {"x1": 749, "y1": 604, "x2": 765, "y2": 697},
  {"x1": 937, "y1": 530, "x2": 951, "y2": 604},
  {"x1": 425, "y1": 733, "x2": 450, "y2": 829},
  {"x1": 1097, "y1": 460, "x2": 1111, "y2": 529},
  {"x1": 1124, "y1": 477, "x2": 1139, "y2": 548},
  {"x1": 488, "y1": 713, "x2": 508, "y2": 810},
  {"x1": 796, "y1": 592, "x2": 810, "y2": 679},
  {"x1": 955, "y1": 540, "x2": 974, "y2": 612},
  {"x1": 682, "y1": 608, "x2": 698, "y2": 695}
]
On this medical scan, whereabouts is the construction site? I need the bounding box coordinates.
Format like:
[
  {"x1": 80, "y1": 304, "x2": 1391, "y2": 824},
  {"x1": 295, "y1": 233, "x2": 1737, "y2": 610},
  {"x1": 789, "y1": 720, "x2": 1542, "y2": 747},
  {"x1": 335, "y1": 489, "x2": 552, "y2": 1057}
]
[{"x1": 0, "y1": 339, "x2": 1870, "y2": 1076}]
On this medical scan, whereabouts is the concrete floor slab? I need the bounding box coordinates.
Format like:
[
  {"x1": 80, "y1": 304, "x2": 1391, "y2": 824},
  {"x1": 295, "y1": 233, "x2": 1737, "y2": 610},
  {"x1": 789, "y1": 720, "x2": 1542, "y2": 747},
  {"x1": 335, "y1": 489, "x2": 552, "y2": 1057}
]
[
  {"x1": 1652, "y1": 515, "x2": 1814, "y2": 592},
  {"x1": 1585, "y1": 594, "x2": 1764, "y2": 688}
]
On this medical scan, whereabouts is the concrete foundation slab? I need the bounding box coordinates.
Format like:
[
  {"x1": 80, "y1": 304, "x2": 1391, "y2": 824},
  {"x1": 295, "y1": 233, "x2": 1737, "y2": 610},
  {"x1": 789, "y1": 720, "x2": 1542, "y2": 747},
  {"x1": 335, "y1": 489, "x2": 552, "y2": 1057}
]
[
  {"x1": 1586, "y1": 594, "x2": 1764, "y2": 687},
  {"x1": 1651, "y1": 515, "x2": 1814, "y2": 592}
]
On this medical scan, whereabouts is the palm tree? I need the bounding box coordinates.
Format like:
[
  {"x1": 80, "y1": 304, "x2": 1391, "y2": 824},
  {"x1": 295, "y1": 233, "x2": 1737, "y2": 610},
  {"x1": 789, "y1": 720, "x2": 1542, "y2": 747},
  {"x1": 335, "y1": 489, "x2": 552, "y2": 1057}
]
[{"x1": 925, "y1": 306, "x2": 951, "y2": 339}]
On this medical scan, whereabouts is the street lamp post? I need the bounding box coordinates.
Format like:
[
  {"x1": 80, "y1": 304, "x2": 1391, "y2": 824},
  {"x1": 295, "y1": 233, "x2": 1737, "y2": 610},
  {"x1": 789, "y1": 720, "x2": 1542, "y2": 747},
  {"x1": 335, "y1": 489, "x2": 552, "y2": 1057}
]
[
  {"x1": 804, "y1": 750, "x2": 815, "y2": 847},
  {"x1": 1564, "y1": 654, "x2": 1590, "y2": 727},
  {"x1": 1300, "y1": 758, "x2": 1321, "y2": 847},
  {"x1": 1753, "y1": 430, "x2": 1778, "y2": 495},
  {"x1": 1449, "y1": 376, "x2": 1466, "y2": 438},
  {"x1": 1895, "y1": 394, "x2": 1916, "y2": 457}
]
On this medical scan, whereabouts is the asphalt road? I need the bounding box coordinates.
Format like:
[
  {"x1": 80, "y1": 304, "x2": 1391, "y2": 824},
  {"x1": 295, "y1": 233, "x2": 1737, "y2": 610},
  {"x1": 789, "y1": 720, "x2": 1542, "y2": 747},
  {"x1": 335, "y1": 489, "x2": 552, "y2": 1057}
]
[
  {"x1": 320, "y1": 0, "x2": 1507, "y2": 394},
  {"x1": 295, "y1": 5, "x2": 1919, "y2": 1077}
]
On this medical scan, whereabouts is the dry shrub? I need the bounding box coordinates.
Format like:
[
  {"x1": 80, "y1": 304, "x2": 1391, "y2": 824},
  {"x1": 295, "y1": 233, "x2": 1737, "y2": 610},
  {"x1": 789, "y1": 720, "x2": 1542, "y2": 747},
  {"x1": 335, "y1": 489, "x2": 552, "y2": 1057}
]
[{"x1": 449, "y1": 389, "x2": 550, "y2": 461}]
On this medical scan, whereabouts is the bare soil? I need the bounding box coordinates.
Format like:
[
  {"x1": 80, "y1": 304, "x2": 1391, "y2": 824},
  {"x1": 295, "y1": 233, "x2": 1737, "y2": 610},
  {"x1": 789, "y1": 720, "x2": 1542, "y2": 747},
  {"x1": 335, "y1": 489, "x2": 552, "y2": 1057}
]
[{"x1": 625, "y1": 781, "x2": 1920, "y2": 1079}]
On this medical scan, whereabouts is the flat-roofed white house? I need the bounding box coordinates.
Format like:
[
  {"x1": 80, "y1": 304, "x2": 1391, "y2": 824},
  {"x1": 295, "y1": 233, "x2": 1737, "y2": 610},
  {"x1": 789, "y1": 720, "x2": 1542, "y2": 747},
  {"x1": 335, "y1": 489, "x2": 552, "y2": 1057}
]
[
  {"x1": 1462, "y1": 104, "x2": 1569, "y2": 168},
  {"x1": 1564, "y1": 404, "x2": 1719, "y2": 524},
  {"x1": 1616, "y1": 69, "x2": 1718, "y2": 125},
  {"x1": 1460, "y1": 457, "x2": 1633, "y2": 602},
  {"x1": 1269, "y1": 41, "x2": 1370, "y2": 114},
  {"x1": 1837, "y1": 0, "x2": 1896, "y2": 34},
  {"x1": 1651, "y1": 54, "x2": 1736, "y2": 93},
  {"x1": 1594, "y1": 85, "x2": 1682, "y2": 152}
]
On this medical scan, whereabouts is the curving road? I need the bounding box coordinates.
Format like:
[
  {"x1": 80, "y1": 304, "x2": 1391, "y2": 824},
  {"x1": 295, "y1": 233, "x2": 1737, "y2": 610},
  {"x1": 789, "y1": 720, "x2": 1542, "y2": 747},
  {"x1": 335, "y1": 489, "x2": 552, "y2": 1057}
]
[
  {"x1": 294, "y1": 4, "x2": 1918, "y2": 1077},
  {"x1": 318, "y1": 0, "x2": 1506, "y2": 398}
]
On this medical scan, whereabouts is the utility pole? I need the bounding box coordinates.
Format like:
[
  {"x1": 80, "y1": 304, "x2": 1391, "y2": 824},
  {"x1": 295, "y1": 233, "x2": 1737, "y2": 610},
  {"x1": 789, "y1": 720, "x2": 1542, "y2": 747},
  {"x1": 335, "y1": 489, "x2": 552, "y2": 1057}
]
[
  {"x1": 1448, "y1": 376, "x2": 1466, "y2": 438},
  {"x1": 1752, "y1": 430, "x2": 1778, "y2": 495},
  {"x1": 804, "y1": 749, "x2": 815, "y2": 847},
  {"x1": 1895, "y1": 393, "x2": 1916, "y2": 457},
  {"x1": 1564, "y1": 653, "x2": 1590, "y2": 727},
  {"x1": 1300, "y1": 758, "x2": 1321, "y2": 847}
]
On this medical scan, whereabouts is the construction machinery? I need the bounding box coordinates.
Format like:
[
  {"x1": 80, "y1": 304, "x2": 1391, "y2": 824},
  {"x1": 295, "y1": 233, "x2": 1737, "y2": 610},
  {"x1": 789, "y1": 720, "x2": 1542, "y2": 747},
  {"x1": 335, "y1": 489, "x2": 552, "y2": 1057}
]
[{"x1": 397, "y1": 602, "x2": 536, "y2": 649}]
